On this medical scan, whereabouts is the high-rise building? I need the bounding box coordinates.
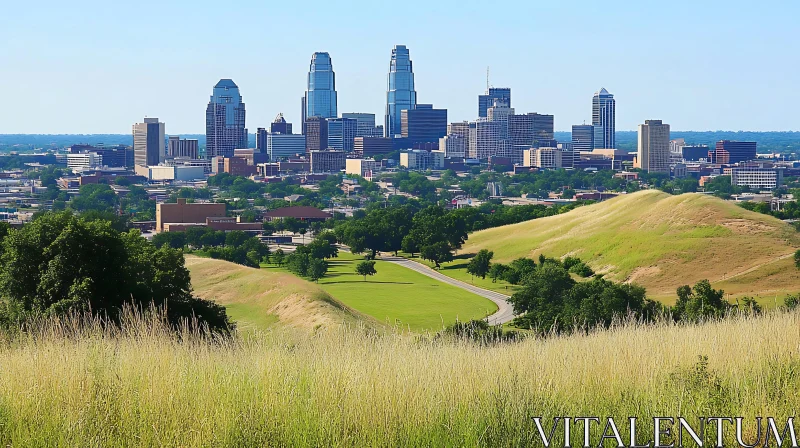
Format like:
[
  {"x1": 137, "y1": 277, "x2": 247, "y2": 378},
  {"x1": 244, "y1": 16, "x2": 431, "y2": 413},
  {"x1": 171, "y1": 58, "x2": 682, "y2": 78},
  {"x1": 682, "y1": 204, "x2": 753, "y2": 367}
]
[
  {"x1": 523, "y1": 147, "x2": 563, "y2": 169},
  {"x1": 354, "y1": 137, "x2": 393, "y2": 158},
  {"x1": 479, "y1": 88, "x2": 511, "y2": 118},
  {"x1": 714, "y1": 141, "x2": 757, "y2": 164},
  {"x1": 637, "y1": 120, "x2": 670, "y2": 173},
  {"x1": 267, "y1": 134, "x2": 306, "y2": 161},
  {"x1": 681, "y1": 145, "x2": 710, "y2": 161},
  {"x1": 206, "y1": 79, "x2": 247, "y2": 159},
  {"x1": 256, "y1": 128, "x2": 268, "y2": 154},
  {"x1": 305, "y1": 52, "x2": 338, "y2": 120},
  {"x1": 300, "y1": 96, "x2": 307, "y2": 134},
  {"x1": 509, "y1": 113, "x2": 555, "y2": 152},
  {"x1": 304, "y1": 117, "x2": 328, "y2": 153},
  {"x1": 270, "y1": 114, "x2": 292, "y2": 134},
  {"x1": 342, "y1": 113, "x2": 384, "y2": 137},
  {"x1": 571, "y1": 124, "x2": 595, "y2": 152},
  {"x1": 448, "y1": 122, "x2": 471, "y2": 140},
  {"x1": 327, "y1": 118, "x2": 358, "y2": 152},
  {"x1": 468, "y1": 120, "x2": 503, "y2": 160},
  {"x1": 133, "y1": 117, "x2": 165, "y2": 167},
  {"x1": 439, "y1": 134, "x2": 467, "y2": 158},
  {"x1": 167, "y1": 136, "x2": 199, "y2": 159},
  {"x1": 309, "y1": 150, "x2": 346, "y2": 173},
  {"x1": 592, "y1": 88, "x2": 615, "y2": 149},
  {"x1": 386, "y1": 45, "x2": 417, "y2": 138},
  {"x1": 400, "y1": 104, "x2": 447, "y2": 146}
]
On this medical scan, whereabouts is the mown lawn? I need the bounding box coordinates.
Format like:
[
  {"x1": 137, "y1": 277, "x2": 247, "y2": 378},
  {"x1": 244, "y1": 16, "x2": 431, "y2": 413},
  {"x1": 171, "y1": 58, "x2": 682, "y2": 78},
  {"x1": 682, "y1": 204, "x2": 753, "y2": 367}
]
[{"x1": 266, "y1": 252, "x2": 498, "y2": 332}]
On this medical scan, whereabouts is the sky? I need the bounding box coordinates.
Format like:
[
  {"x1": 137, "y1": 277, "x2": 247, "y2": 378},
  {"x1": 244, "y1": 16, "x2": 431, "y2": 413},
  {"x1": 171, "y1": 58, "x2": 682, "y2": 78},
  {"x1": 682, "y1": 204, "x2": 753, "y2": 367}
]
[{"x1": 1, "y1": 0, "x2": 798, "y2": 134}]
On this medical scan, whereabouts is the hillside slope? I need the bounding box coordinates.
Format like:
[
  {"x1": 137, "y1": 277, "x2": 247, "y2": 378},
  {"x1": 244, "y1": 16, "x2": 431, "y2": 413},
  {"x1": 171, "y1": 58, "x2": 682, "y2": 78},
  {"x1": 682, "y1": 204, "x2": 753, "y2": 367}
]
[
  {"x1": 463, "y1": 190, "x2": 800, "y2": 301},
  {"x1": 185, "y1": 255, "x2": 372, "y2": 332}
]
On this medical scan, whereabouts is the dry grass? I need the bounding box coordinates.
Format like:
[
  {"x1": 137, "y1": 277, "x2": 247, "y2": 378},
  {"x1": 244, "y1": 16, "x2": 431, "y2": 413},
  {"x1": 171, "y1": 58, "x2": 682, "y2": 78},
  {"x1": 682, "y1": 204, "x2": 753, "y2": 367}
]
[
  {"x1": 461, "y1": 191, "x2": 800, "y2": 302},
  {"x1": 185, "y1": 255, "x2": 371, "y2": 333},
  {"x1": 0, "y1": 309, "x2": 797, "y2": 446}
]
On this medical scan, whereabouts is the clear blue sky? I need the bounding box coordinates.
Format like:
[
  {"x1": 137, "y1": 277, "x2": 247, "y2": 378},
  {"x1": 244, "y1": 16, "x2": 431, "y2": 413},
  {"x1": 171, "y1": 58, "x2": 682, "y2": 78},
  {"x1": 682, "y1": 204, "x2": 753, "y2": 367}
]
[{"x1": 1, "y1": 0, "x2": 798, "y2": 134}]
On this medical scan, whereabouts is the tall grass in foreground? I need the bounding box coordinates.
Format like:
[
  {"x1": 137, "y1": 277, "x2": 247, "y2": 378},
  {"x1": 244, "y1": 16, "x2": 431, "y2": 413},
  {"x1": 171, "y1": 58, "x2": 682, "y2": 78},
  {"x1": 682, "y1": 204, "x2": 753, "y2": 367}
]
[{"x1": 0, "y1": 310, "x2": 798, "y2": 446}]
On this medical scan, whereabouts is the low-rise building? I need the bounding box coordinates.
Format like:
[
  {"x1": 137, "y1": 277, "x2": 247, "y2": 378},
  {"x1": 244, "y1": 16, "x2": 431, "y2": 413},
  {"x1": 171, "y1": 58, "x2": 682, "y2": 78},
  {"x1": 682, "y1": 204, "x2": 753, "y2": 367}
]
[
  {"x1": 263, "y1": 206, "x2": 332, "y2": 223},
  {"x1": 309, "y1": 150, "x2": 346, "y2": 173},
  {"x1": 731, "y1": 168, "x2": 783, "y2": 190},
  {"x1": 345, "y1": 158, "x2": 382, "y2": 179},
  {"x1": 135, "y1": 165, "x2": 206, "y2": 182},
  {"x1": 399, "y1": 150, "x2": 444, "y2": 170},
  {"x1": 156, "y1": 198, "x2": 226, "y2": 233}
]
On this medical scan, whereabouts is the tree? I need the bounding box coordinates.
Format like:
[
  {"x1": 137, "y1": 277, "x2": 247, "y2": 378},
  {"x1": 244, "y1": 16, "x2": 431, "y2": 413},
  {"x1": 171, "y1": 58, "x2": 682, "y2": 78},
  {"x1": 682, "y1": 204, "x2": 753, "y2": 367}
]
[
  {"x1": 672, "y1": 280, "x2": 730, "y2": 322},
  {"x1": 466, "y1": 249, "x2": 494, "y2": 281},
  {"x1": 794, "y1": 249, "x2": 800, "y2": 270},
  {"x1": 152, "y1": 232, "x2": 187, "y2": 250},
  {"x1": 0, "y1": 212, "x2": 232, "y2": 333},
  {"x1": 489, "y1": 264, "x2": 508, "y2": 283},
  {"x1": 308, "y1": 258, "x2": 328, "y2": 282},
  {"x1": 420, "y1": 241, "x2": 454, "y2": 269},
  {"x1": 286, "y1": 252, "x2": 310, "y2": 277},
  {"x1": 356, "y1": 260, "x2": 377, "y2": 281},
  {"x1": 273, "y1": 248, "x2": 285, "y2": 266}
]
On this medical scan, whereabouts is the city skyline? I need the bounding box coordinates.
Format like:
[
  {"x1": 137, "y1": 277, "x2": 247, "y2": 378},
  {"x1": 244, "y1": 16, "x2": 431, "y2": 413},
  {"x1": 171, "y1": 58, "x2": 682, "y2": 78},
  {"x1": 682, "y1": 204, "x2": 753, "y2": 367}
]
[{"x1": 1, "y1": 1, "x2": 798, "y2": 134}]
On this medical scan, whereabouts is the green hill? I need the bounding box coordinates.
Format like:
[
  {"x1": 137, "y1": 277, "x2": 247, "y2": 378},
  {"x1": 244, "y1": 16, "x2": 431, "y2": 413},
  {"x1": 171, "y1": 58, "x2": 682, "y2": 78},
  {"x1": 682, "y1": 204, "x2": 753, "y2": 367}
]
[
  {"x1": 185, "y1": 255, "x2": 371, "y2": 333},
  {"x1": 461, "y1": 190, "x2": 800, "y2": 302}
]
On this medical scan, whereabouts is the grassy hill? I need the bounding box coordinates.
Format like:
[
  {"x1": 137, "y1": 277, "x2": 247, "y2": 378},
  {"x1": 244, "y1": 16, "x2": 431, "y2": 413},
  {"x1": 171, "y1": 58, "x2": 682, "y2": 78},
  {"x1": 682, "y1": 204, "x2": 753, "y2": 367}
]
[
  {"x1": 461, "y1": 190, "x2": 800, "y2": 302},
  {"x1": 185, "y1": 255, "x2": 369, "y2": 333}
]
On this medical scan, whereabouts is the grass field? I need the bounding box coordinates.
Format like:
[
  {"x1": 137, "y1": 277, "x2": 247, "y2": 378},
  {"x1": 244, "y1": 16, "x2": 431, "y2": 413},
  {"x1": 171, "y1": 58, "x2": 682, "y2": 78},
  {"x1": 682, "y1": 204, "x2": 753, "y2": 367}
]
[
  {"x1": 444, "y1": 191, "x2": 800, "y2": 303},
  {"x1": 185, "y1": 255, "x2": 369, "y2": 333},
  {"x1": 0, "y1": 309, "x2": 797, "y2": 446},
  {"x1": 266, "y1": 252, "x2": 498, "y2": 332}
]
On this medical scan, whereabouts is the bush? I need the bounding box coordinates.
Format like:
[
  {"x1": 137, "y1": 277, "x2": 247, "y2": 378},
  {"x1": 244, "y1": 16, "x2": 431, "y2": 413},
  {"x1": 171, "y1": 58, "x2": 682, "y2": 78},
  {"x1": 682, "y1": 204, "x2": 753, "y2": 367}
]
[{"x1": 568, "y1": 262, "x2": 594, "y2": 278}]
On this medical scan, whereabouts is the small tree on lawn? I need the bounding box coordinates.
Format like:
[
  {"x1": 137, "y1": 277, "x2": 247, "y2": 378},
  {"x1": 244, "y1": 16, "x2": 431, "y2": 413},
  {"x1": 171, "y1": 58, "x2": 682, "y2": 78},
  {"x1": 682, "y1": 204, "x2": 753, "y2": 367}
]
[
  {"x1": 356, "y1": 260, "x2": 377, "y2": 281},
  {"x1": 795, "y1": 249, "x2": 800, "y2": 270},
  {"x1": 273, "y1": 248, "x2": 285, "y2": 266},
  {"x1": 420, "y1": 241, "x2": 453, "y2": 269},
  {"x1": 466, "y1": 249, "x2": 494, "y2": 281},
  {"x1": 308, "y1": 258, "x2": 328, "y2": 283}
]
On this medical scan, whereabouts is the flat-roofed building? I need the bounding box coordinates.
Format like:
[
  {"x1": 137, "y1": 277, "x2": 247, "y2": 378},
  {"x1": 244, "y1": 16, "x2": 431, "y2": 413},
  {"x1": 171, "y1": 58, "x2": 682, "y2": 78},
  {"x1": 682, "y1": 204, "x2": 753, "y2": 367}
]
[
  {"x1": 354, "y1": 137, "x2": 393, "y2": 158},
  {"x1": 439, "y1": 134, "x2": 467, "y2": 158},
  {"x1": 399, "y1": 150, "x2": 444, "y2": 170},
  {"x1": 637, "y1": 120, "x2": 670, "y2": 173},
  {"x1": 523, "y1": 147, "x2": 563, "y2": 169},
  {"x1": 167, "y1": 136, "x2": 199, "y2": 159},
  {"x1": 309, "y1": 150, "x2": 346, "y2": 173},
  {"x1": 731, "y1": 168, "x2": 783, "y2": 190},
  {"x1": 156, "y1": 198, "x2": 226, "y2": 232},
  {"x1": 345, "y1": 158, "x2": 382, "y2": 179}
]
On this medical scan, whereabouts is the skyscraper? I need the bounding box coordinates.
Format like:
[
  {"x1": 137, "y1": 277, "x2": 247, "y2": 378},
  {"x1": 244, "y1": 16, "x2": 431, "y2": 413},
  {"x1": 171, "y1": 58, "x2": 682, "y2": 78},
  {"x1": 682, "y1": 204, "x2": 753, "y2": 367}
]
[
  {"x1": 638, "y1": 120, "x2": 670, "y2": 173},
  {"x1": 714, "y1": 141, "x2": 757, "y2": 164},
  {"x1": 478, "y1": 88, "x2": 511, "y2": 118},
  {"x1": 386, "y1": 45, "x2": 417, "y2": 138},
  {"x1": 509, "y1": 113, "x2": 554, "y2": 152},
  {"x1": 270, "y1": 114, "x2": 292, "y2": 134},
  {"x1": 132, "y1": 117, "x2": 165, "y2": 167},
  {"x1": 571, "y1": 124, "x2": 595, "y2": 152},
  {"x1": 206, "y1": 79, "x2": 247, "y2": 159},
  {"x1": 592, "y1": 88, "x2": 615, "y2": 149},
  {"x1": 327, "y1": 118, "x2": 357, "y2": 152},
  {"x1": 342, "y1": 113, "x2": 384, "y2": 137},
  {"x1": 305, "y1": 52, "x2": 338, "y2": 120},
  {"x1": 305, "y1": 117, "x2": 329, "y2": 153},
  {"x1": 401, "y1": 104, "x2": 447, "y2": 146}
]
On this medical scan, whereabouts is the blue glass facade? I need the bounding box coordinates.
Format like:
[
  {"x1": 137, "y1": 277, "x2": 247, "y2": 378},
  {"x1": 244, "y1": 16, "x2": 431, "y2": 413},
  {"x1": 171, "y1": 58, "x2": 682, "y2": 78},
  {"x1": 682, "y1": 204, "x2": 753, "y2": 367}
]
[
  {"x1": 385, "y1": 45, "x2": 417, "y2": 138},
  {"x1": 592, "y1": 88, "x2": 615, "y2": 149},
  {"x1": 305, "y1": 52, "x2": 338, "y2": 119},
  {"x1": 205, "y1": 79, "x2": 247, "y2": 158}
]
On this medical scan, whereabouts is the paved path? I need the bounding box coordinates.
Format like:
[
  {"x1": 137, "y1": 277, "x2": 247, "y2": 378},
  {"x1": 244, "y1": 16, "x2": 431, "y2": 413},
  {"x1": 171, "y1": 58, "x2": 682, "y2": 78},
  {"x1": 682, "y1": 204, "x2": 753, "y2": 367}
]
[{"x1": 381, "y1": 256, "x2": 515, "y2": 325}]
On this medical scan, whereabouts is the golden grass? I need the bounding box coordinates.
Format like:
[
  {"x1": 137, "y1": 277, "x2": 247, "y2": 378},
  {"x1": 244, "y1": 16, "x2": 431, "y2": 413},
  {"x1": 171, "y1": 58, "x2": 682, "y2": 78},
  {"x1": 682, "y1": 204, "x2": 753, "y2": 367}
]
[
  {"x1": 461, "y1": 191, "x2": 800, "y2": 302},
  {"x1": 185, "y1": 255, "x2": 371, "y2": 333},
  {"x1": 0, "y1": 310, "x2": 797, "y2": 446}
]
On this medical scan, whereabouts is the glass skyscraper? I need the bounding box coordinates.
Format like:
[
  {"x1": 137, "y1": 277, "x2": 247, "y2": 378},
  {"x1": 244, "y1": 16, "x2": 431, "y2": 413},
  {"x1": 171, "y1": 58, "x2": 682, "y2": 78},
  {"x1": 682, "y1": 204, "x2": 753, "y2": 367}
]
[
  {"x1": 592, "y1": 88, "x2": 615, "y2": 149},
  {"x1": 205, "y1": 79, "x2": 247, "y2": 159},
  {"x1": 385, "y1": 45, "x2": 417, "y2": 138},
  {"x1": 305, "y1": 52, "x2": 338, "y2": 119},
  {"x1": 478, "y1": 88, "x2": 511, "y2": 118}
]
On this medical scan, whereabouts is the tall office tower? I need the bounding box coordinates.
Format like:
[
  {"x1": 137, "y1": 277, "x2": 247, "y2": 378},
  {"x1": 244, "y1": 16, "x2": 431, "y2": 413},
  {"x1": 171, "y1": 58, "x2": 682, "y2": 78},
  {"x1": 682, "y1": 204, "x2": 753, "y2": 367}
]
[
  {"x1": 267, "y1": 134, "x2": 306, "y2": 161},
  {"x1": 304, "y1": 52, "x2": 338, "y2": 121},
  {"x1": 509, "y1": 113, "x2": 555, "y2": 151},
  {"x1": 487, "y1": 100, "x2": 514, "y2": 138},
  {"x1": 300, "y1": 96, "x2": 307, "y2": 134},
  {"x1": 571, "y1": 124, "x2": 595, "y2": 152},
  {"x1": 638, "y1": 120, "x2": 671, "y2": 173},
  {"x1": 400, "y1": 104, "x2": 447, "y2": 145},
  {"x1": 342, "y1": 113, "x2": 383, "y2": 137},
  {"x1": 304, "y1": 116, "x2": 329, "y2": 153},
  {"x1": 256, "y1": 128, "x2": 268, "y2": 154},
  {"x1": 478, "y1": 87, "x2": 511, "y2": 118},
  {"x1": 206, "y1": 79, "x2": 247, "y2": 158},
  {"x1": 270, "y1": 114, "x2": 292, "y2": 134},
  {"x1": 448, "y1": 121, "x2": 471, "y2": 140},
  {"x1": 386, "y1": 45, "x2": 417, "y2": 138},
  {"x1": 327, "y1": 118, "x2": 358, "y2": 152},
  {"x1": 592, "y1": 88, "x2": 616, "y2": 149},
  {"x1": 439, "y1": 134, "x2": 467, "y2": 158},
  {"x1": 714, "y1": 140, "x2": 757, "y2": 164},
  {"x1": 132, "y1": 117, "x2": 165, "y2": 167},
  {"x1": 167, "y1": 136, "x2": 199, "y2": 159},
  {"x1": 468, "y1": 120, "x2": 503, "y2": 160}
]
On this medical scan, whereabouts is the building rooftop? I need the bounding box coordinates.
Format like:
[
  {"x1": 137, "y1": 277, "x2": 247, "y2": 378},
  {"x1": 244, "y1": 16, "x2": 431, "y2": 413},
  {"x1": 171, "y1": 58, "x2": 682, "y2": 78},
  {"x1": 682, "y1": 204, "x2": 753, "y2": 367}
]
[
  {"x1": 264, "y1": 206, "x2": 331, "y2": 219},
  {"x1": 214, "y1": 79, "x2": 238, "y2": 89}
]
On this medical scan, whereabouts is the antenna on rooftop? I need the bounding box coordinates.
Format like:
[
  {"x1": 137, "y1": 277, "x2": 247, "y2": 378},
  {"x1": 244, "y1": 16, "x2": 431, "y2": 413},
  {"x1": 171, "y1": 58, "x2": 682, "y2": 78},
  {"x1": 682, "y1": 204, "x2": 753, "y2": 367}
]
[{"x1": 486, "y1": 66, "x2": 490, "y2": 90}]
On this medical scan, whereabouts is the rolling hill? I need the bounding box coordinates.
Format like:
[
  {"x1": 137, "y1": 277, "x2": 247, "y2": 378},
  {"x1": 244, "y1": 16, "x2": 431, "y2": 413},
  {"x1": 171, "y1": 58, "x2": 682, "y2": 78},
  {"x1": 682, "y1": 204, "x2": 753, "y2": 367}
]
[
  {"x1": 461, "y1": 190, "x2": 800, "y2": 302},
  {"x1": 185, "y1": 255, "x2": 371, "y2": 333}
]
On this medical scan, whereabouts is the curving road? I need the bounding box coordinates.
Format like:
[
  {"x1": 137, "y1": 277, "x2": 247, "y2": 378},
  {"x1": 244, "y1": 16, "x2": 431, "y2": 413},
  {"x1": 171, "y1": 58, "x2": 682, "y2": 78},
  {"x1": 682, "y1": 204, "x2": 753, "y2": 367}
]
[{"x1": 380, "y1": 256, "x2": 515, "y2": 325}]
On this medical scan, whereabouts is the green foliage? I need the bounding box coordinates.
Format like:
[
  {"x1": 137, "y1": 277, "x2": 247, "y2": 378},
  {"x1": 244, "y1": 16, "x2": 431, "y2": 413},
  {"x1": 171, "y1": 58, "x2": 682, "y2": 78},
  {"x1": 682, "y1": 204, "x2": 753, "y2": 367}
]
[
  {"x1": 355, "y1": 260, "x2": 377, "y2": 281},
  {"x1": 420, "y1": 241, "x2": 454, "y2": 269},
  {"x1": 568, "y1": 261, "x2": 595, "y2": 278},
  {"x1": 440, "y1": 319, "x2": 519, "y2": 344},
  {"x1": 795, "y1": 249, "x2": 800, "y2": 270},
  {"x1": 0, "y1": 212, "x2": 232, "y2": 333},
  {"x1": 152, "y1": 232, "x2": 187, "y2": 250},
  {"x1": 272, "y1": 248, "x2": 285, "y2": 267},
  {"x1": 466, "y1": 249, "x2": 493, "y2": 280},
  {"x1": 70, "y1": 183, "x2": 119, "y2": 213},
  {"x1": 784, "y1": 294, "x2": 800, "y2": 310},
  {"x1": 308, "y1": 258, "x2": 328, "y2": 283},
  {"x1": 673, "y1": 280, "x2": 731, "y2": 322}
]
